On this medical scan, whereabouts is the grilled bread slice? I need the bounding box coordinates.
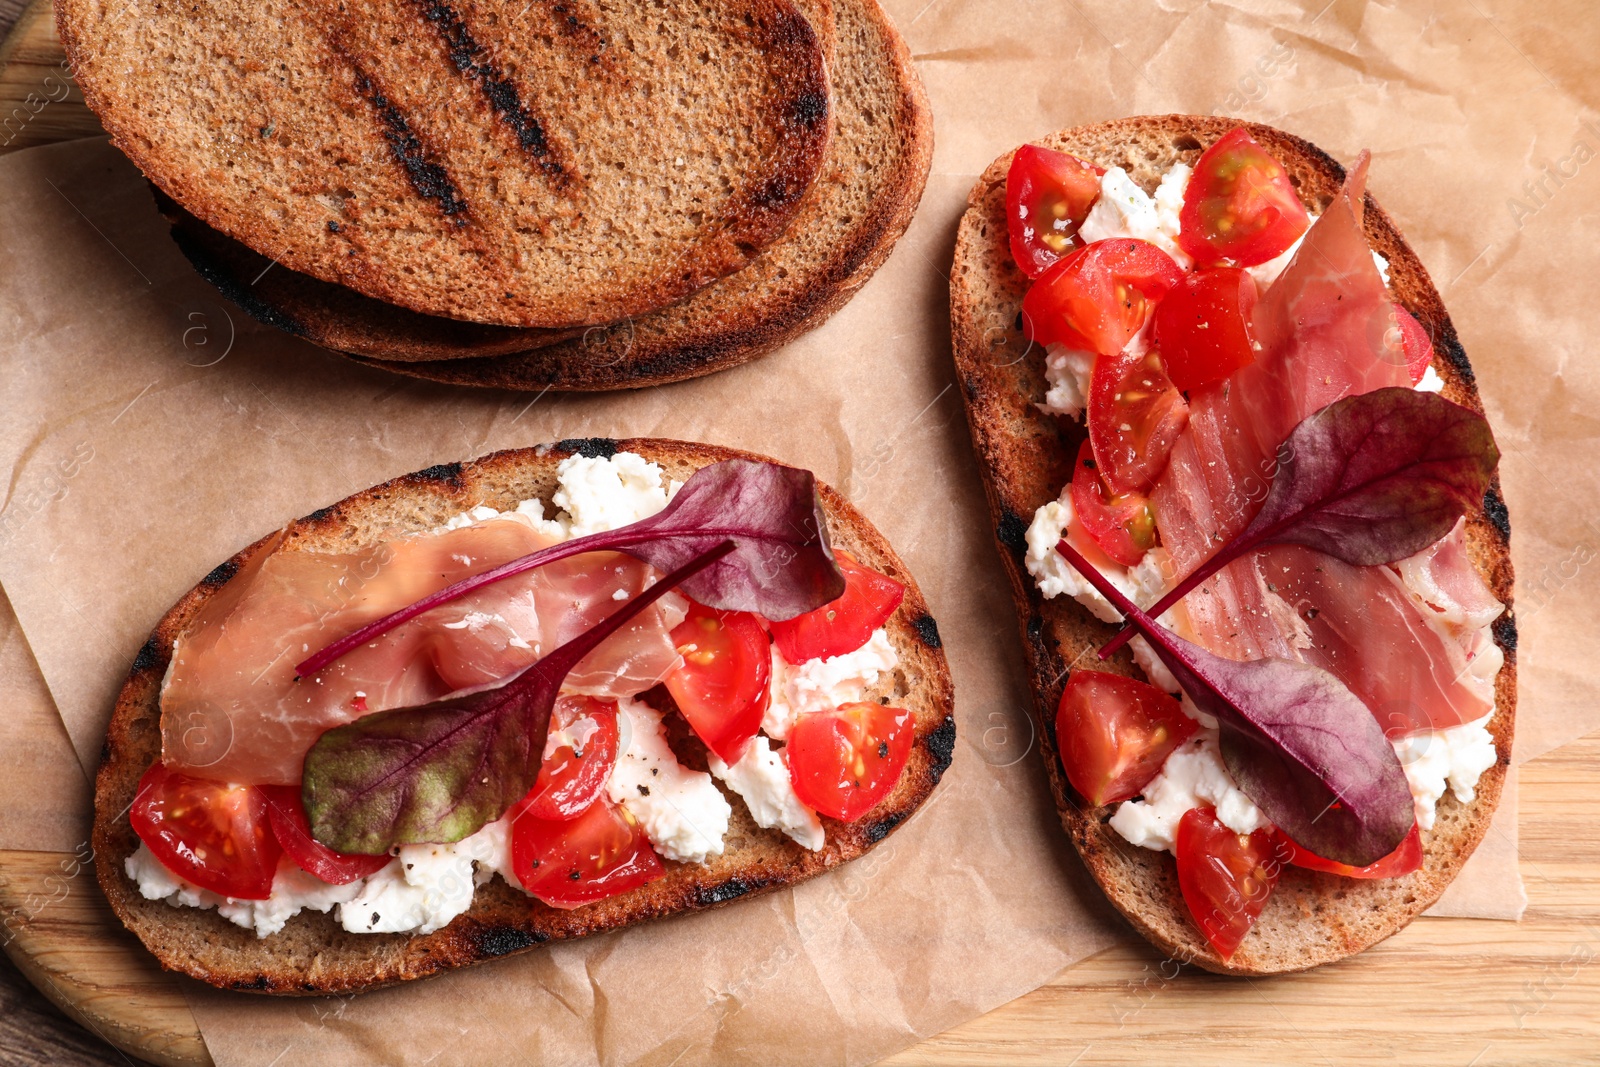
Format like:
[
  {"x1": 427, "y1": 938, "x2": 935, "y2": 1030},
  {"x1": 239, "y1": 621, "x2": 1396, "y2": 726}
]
[
  {"x1": 58, "y1": 0, "x2": 832, "y2": 329},
  {"x1": 354, "y1": 0, "x2": 931, "y2": 390},
  {"x1": 156, "y1": 189, "x2": 579, "y2": 362},
  {"x1": 94, "y1": 438, "x2": 955, "y2": 994},
  {"x1": 949, "y1": 116, "x2": 1515, "y2": 975},
  {"x1": 147, "y1": 0, "x2": 840, "y2": 366},
  {"x1": 161, "y1": 0, "x2": 931, "y2": 389}
]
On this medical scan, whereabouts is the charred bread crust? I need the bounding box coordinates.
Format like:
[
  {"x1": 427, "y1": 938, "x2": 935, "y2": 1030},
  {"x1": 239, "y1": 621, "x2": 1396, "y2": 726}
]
[
  {"x1": 949, "y1": 115, "x2": 1514, "y2": 975},
  {"x1": 93, "y1": 439, "x2": 955, "y2": 995}
]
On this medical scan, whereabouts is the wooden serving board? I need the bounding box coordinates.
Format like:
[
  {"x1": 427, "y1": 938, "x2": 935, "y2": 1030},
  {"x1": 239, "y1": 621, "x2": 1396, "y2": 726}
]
[{"x1": 2, "y1": 2, "x2": 1599, "y2": 1064}]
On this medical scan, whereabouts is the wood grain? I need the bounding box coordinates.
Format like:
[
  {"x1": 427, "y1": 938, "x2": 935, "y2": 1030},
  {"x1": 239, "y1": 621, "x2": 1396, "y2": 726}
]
[
  {"x1": 1, "y1": 2, "x2": 1598, "y2": 1064},
  {"x1": 0, "y1": 0, "x2": 101, "y2": 152}
]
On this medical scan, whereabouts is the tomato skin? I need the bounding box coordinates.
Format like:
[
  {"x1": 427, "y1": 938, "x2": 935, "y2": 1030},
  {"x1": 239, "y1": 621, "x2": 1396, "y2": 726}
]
[
  {"x1": 1393, "y1": 304, "x2": 1435, "y2": 385},
  {"x1": 522, "y1": 695, "x2": 621, "y2": 821},
  {"x1": 769, "y1": 552, "x2": 904, "y2": 664},
  {"x1": 130, "y1": 764, "x2": 283, "y2": 900},
  {"x1": 1022, "y1": 240, "x2": 1184, "y2": 355},
  {"x1": 1088, "y1": 340, "x2": 1190, "y2": 495},
  {"x1": 787, "y1": 702, "x2": 915, "y2": 822},
  {"x1": 510, "y1": 796, "x2": 664, "y2": 909},
  {"x1": 260, "y1": 786, "x2": 390, "y2": 885},
  {"x1": 664, "y1": 603, "x2": 771, "y2": 765},
  {"x1": 1175, "y1": 806, "x2": 1282, "y2": 961},
  {"x1": 1275, "y1": 824, "x2": 1423, "y2": 879},
  {"x1": 1069, "y1": 441, "x2": 1158, "y2": 568},
  {"x1": 1151, "y1": 267, "x2": 1260, "y2": 392},
  {"x1": 1055, "y1": 669, "x2": 1195, "y2": 806},
  {"x1": 1006, "y1": 145, "x2": 1106, "y2": 278},
  {"x1": 1178, "y1": 128, "x2": 1310, "y2": 268}
]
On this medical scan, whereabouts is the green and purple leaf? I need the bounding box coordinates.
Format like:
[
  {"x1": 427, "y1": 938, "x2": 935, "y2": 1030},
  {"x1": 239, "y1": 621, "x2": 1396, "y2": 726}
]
[
  {"x1": 301, "y1": 542, "x2": 734, "y2": 854},
  {"x1": 1058, "y1": 538, "x2": 1414, "y2": 867},
  {"x1": 1101, "y1": 388, "x2": 1498, "y2": 657},
  {"x1": 296, "y1": 459, "x2": 842, "y2": 679}
]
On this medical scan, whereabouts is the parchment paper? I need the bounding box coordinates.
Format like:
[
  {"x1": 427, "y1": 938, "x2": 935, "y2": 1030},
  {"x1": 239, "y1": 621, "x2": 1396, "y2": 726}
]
[
  {"x1": 2, "y1": 0, "x2": 1595, "y2": 1059},
  {"x1": 0, "y1": 590, "x2": 90, "y2": 853}
]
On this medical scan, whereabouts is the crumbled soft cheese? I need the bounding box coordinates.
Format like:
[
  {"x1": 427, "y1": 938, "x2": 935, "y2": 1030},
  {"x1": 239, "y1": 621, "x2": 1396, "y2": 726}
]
[
  {"x1": 607, "y1": 698, "x2": 731, "y2": 864},
  {"x1": 1079, "y1": 166, "x2": 1191, "y2": 268},
  {"x1": 1023, "y1": 494, "x2": 1173, "y2": 623},
  {"x1": 127, "y1": 847, "x2": 364, "y2": 939},
  {"x1": 439, "y1": 452, "x2": 678, "y2": 540},
  {"x1": 552, "y1": 452, "x2": 676, "y2": 537},
  {"x1": 1108, "y1": 732, "x2": 1269, "y2": 852},
  {"x1": 340, "y1": 817, "x2": 516, "y2": 935},
  {"x1": 1392, "y1": 714, "x2": 1498, "y2": 831},
  {"x1": 708, "y1": 736, "x2": 825, "y2": 851},
  {"x1": 1416, "y1": 365, "x2": 1445, "y2": 393},
  {"x1": 1040, "y1": 344, "x2": 1096, "y2": 420},
  {"x1": 762, "y1": 629, "x2": 899, "y2": 740}
]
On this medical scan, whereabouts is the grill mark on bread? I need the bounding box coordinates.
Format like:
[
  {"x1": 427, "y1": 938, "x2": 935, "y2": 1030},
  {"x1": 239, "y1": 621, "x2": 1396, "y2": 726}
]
[
  {"x1": 344, "y1": 57, "x2": 472, "y2": 225},
  {"x1": 417, "y1": 0, "x2": 575, "y2": 187}
]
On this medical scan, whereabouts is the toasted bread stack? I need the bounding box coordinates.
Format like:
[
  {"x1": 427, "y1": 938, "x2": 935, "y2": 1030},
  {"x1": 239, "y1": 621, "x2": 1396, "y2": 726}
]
[{"x1": 58, "y1": 0, "x2": 932, "y2": 389}]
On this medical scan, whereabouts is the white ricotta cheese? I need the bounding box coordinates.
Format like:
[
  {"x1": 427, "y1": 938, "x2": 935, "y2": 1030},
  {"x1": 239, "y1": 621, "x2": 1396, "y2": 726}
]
[
  {"x1": 1023, "y1": 493, "x2": 1173, "y2": 624},
  {"x1": 1039, "y1": 344, "x2": 1096, "y2": 420},
  {"x1": 708, "y1": 736, "x2": 826, "y2": 851},
  {"x1": 762, "y1": 629, "x2": 899, "y2": 739},
  {"x1": 552, "y1": 452, "x2": 676, "y2": 537},
  {"x1": 339, "y1": 817, "x2": 515, "y2": 935},
  {"x1": 127, "y1": 846, "x2": 364, "y2": 939},
  {"x1": 1079, "y1": 165, "x2": 1192, "y2": 268},
  {"x1": 1108, "y1": 732, "x2": 1269, "y2": 852},
  {"x1": 440, "y1": 451, "x2": 679, "y2": 540},
  {"x1": 606, "y1": 698, "x2": 731, "y2": 864},
  {"x1": 1416, "y1": 365, "x2": 1445, "y2": 393},
  {"x1": 1392, "y1": 714, "x2": 1498, "y2": 831}
]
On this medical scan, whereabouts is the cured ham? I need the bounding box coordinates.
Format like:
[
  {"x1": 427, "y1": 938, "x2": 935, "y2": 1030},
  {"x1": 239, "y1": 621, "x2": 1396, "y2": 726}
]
[
  {"x1": 1149, "y1": 156, "x2": 1500, "y2": 735},
  {"x1": 161, "y1": 514, "x2": 684, "y2": 785}
]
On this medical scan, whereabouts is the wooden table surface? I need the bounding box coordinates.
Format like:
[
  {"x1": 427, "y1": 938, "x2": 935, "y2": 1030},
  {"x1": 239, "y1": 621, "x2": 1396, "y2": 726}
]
[{"x1": 3, "y1": 2, "x2": 1598, "y2": 1064}]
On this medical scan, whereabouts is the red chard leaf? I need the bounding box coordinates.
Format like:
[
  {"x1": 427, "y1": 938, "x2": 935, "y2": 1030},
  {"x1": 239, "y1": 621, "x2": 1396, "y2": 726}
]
[
  {"x1": 301, "y1": 542, "x2": 734, "y2": 854},
  {"x1": 296, "y1": 459, "x2": 842, "y2": 678},
  {"x1": 1057, "y1": 538, "x2": 1414, "y2": 867},
  {"x1": 1101, "y1": 387, "x2": 1498, "y2": 657}
]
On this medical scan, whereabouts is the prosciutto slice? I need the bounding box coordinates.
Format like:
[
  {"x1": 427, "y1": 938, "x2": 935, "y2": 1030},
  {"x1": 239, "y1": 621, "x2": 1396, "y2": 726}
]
[
  {"x1": 1149, "y1": 156, "x2": 1500, "y2": 735},
  {"x1": 161, "y1": 514, "x2": 684, "y2": 785}
]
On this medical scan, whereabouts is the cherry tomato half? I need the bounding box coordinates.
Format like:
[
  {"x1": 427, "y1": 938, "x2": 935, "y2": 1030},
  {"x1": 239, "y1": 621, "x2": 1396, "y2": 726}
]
[
  {"x1": 1151, "y1": 267, "x2": 1260, "y2": 392},
  {"x1": 1006, "y1": 144, "x2": 1106, "y2": 278},
  {"x1": 1275, "y1": 824, "x2": 1424, "y2": 880},
  {"x1": 130, "y1": 763, "x2": 283, "y2": 900},
  {"x1": 769, "y1": 551, "x2": 905, "y2": 664},
  {"x1": 788, "y1": 701, "x2": 915, "y2": 822},
  {"x1": 1178, "y1": 128, "x2": 1310, "y2": 268},
  {"x1": 1175, "y1": 806, "x2": 1281, "y2": 961},
  {"x1": 1393, "y1": 303, "x2": 1435, "y2": 385},
  {"x1": 511, "y1": 796, "x2": 664, "y2": 909},
  {"x1": 522, "y1": 694, "x2": 621, "y2": 821},
  {"x1": 1069, "y1": 441, "x2": 1158, "y2": 568},
  {"x1": 664, "y1": 603, "x2": 770, "y2": 764},
  {"x1": 1022, "y1": 240, "x2": 1184, "y2": 356},
  {"x1": 1055, "y1": 669, "x2": 1195, "y2": 807},
  {"x1": 1088, "y1": 341, "x2": 1190, "y2": 495},
  {"x1": 260, "y1": 785, "x2": 391, "y2": 885}
]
